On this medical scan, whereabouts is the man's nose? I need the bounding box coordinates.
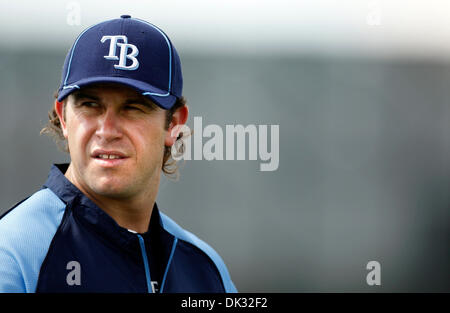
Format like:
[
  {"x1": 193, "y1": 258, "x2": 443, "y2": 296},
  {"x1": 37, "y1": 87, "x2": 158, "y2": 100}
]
[{"x1": 95, "y1": 109, "x2": 122, "y2": 141}]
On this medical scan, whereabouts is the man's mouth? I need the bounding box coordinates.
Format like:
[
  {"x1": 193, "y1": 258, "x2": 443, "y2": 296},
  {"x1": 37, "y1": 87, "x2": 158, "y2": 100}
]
[
  {"x1": 96, "y1": 154, "x2": 124, "y2": 160},
  {"x1": 92, "y1": 149, "x2": 127, "y2": 159},
  {"x1": 91, "y1": 150, "x2": 128, "y2": 166}
]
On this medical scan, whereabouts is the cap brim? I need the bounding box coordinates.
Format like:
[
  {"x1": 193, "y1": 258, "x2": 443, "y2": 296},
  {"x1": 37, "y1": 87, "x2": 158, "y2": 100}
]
[{"x1": 57, "y1": 76, "x2": 177, "y2": 110}]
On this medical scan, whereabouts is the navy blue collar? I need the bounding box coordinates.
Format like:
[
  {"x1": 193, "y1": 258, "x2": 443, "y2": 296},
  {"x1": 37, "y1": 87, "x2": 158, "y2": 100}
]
[{"x1": 43, "y1": 163, "x2": 164, "y2": 247}]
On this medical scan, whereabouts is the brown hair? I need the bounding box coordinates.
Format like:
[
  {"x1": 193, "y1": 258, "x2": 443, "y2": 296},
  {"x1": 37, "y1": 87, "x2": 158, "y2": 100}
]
[{"x1": 40, "y1": 90, "x2": 188, "y2": 179}]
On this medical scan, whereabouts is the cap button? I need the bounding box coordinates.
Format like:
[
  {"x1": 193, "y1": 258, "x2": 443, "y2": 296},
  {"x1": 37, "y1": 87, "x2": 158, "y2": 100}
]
[{"x1": 121, "y1": 15, "x2": 131, "y2": 18}]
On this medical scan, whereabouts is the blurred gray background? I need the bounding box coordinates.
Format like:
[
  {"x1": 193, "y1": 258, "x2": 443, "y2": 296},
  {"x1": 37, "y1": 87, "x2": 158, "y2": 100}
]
[{"x1": 1, "y1": 0, "x2": 449, "y2": 292}]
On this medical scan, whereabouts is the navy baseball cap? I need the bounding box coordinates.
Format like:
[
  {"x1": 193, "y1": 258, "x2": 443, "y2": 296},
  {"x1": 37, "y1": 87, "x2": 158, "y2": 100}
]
[{"x1": 57, "y1": 15, "x2": 183, "y2": 110}]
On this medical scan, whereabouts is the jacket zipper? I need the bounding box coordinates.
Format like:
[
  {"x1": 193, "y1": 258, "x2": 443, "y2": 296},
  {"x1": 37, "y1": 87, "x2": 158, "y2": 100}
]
[
  {"x1": 160, "y1": 237, "x2": 178, "y2": 293},
  {"x1": 137, "y1": 234, "x2": 153, "y2": 293}
]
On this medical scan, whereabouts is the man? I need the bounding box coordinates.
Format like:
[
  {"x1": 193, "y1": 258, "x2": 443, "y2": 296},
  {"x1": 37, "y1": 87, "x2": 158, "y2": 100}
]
[{"x1": 0, "y1": 15, "x2": 237, "y2": 293}]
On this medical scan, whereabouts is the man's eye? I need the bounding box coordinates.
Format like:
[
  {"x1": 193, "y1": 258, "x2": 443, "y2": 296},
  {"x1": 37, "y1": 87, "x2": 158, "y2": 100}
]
[
  {"x1": 125, "y1": 105, "x2": 143, "y2": 111},
  {"x1": 82, "y1": 102, "x2": 100, "y2": 108}
]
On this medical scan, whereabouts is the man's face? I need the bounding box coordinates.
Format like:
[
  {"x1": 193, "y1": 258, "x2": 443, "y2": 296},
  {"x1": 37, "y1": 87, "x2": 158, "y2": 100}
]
[{"x1": 59, "y1": 84, "x2": 170, "y2": 200}]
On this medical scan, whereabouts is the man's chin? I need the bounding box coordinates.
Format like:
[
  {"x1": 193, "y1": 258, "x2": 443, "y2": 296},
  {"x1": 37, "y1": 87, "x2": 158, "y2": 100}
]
[
  {"x1": 91, "y1": 188, "x2": 132, "y2": 200},
  {"x1": 89, "y1": 179, "x2": 132, "y2": 198}
]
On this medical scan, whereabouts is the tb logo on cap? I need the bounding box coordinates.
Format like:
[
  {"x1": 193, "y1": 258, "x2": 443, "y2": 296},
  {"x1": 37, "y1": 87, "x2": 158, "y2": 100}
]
[{"x1": 101, "y1": 35, "x2": 139, "y2": 70}]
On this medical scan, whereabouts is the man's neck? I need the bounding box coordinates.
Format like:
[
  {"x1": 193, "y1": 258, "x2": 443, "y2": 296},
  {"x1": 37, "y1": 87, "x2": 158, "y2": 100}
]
[
  {"x1": 91, "y1": 196, "x2": 155, "y2": 234},
  {"x1": 64, "y1": 163, "x2": 158, "y2": 234}
]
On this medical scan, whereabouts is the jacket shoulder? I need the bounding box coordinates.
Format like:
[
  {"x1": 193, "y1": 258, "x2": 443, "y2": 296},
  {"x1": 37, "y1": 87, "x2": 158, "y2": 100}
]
[
  {"x1": 0, "y1": 188, "x2": 66, "y2": 292},
  {"x1": 159, "y1": 211, "x2": 237, "y2": 293}
]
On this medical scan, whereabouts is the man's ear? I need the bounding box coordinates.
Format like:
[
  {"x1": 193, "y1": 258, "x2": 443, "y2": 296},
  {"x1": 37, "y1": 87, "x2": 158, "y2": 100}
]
[
  {"x1": 165, "y1": 105, "x2": 189, "y2": 147},
  {"x1": 55, "y1": 99, "x2": 68, "y2": 138}
]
